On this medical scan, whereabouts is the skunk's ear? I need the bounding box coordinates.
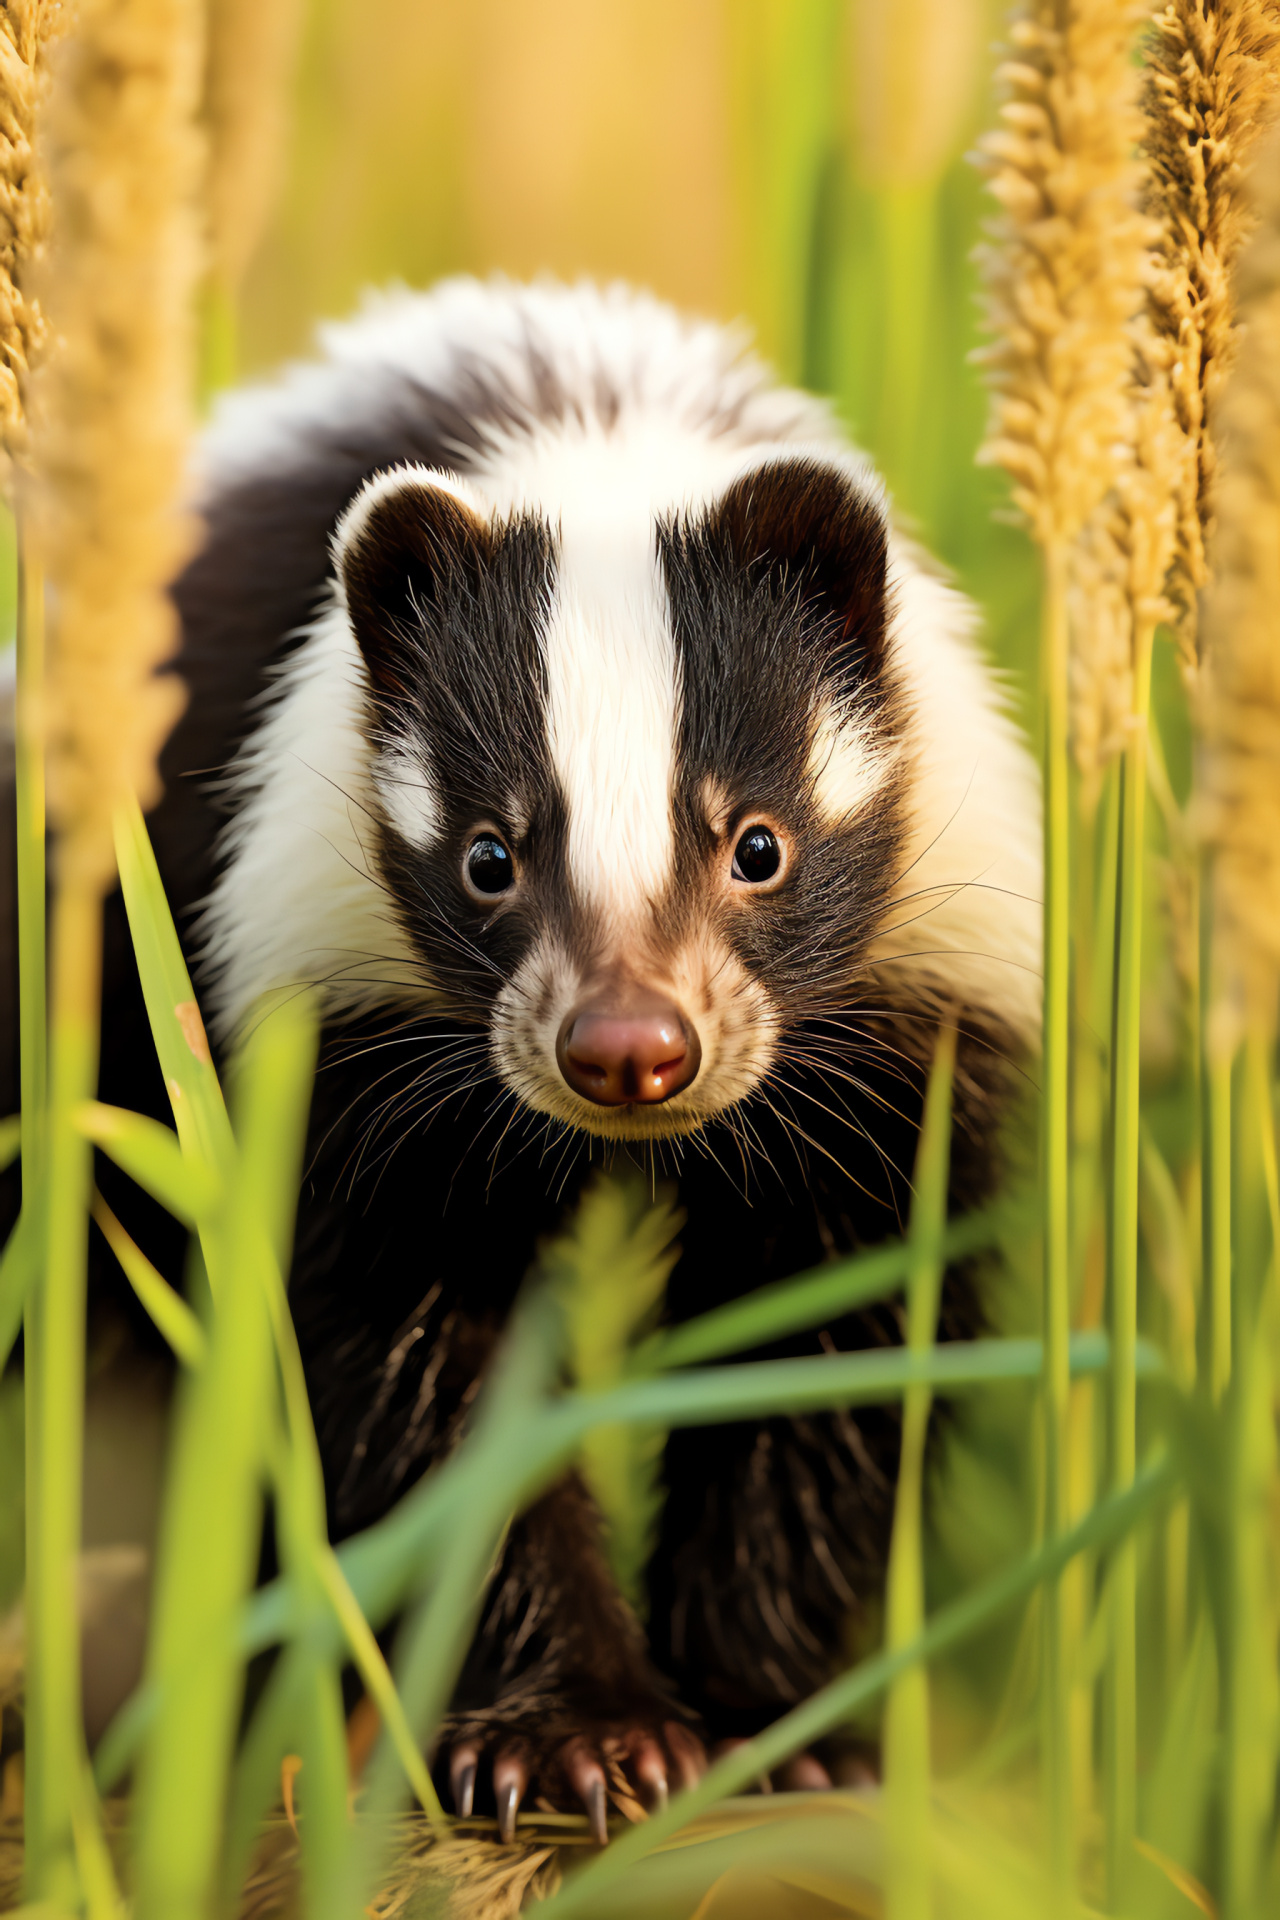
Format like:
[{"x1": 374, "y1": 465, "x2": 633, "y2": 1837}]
[
  {"x1": 708, "y1": 458, "x2": 889, "y2": 676},
  {"x1": 336, "y1": 468, "x2": 493, "y2": 700}
]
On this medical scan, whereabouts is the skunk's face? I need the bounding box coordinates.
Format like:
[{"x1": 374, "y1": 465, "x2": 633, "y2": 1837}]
[{"x1": 337, "y1": 451, "x2": 905, "y2": 1142}]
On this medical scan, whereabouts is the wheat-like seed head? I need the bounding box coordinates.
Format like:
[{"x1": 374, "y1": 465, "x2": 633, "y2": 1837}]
[
  {"x1": 1143, "y1": 0, "x2": 1280, "y2": 657},
  {"x1": 1070, "y1": 312, "x2": 1183, "y2": 803},
  {"x1": 0, "y1": 1, "x2": 67, "y2": 471},
  {"x1": 29, "y1": 0, "x2": 203, "y2": 888},
  {"x1": 974, "y1": 0, "x2": 1151, "y2": 553},
  {"x1": 1199, "y1": 125, "x2": 1280, "y2": 1025}
]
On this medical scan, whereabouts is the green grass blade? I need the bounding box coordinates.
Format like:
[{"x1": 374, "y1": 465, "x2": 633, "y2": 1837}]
[
  {"x1": 113, "y1": 796, "x2": 236, "y2": 1177},
  {"x1": 637, "y1": 1206, "x2": 1001, "y2": 1373},
  {"x1": 130, "y1": 1018, "x2": 289, "y2": 1920},
  {"x1": 90, "y1": 1191, "x2": 206, "y2": 1368},
  {"x1": 0, "y1": 1208, "x2": 39, "y2": 1377},
  {"x1": 885, "y1": 1026, "x2": 956, "y2": 1920},
  {"x1": 554, "y1": 1170, "x2": 681, "y2": 1606},
  {"x1": 535, "y1": 1462, "x2": 1176, "y2": 1920},
  {"x1": 1104, "y1": 617, "x2": 1156, "y2": 1914},
  {"x1": 75, "y1": 1101, "x2": 219, "y2": 1227},
  {"x1": 1039, "y1": 539, "x2": 1075, "y2": 1910},
  {"x1": 219, "y1": 1643, "x2": 312, "y2": 1913},
  {"x1": 24, "y1": 876, "x2": 103, "y2": 1908}
]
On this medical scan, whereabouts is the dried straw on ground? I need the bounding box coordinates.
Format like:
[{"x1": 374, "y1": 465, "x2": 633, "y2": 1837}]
[
  {"x1": 974, "y1": 0, "x2": 1150, "y2": 553},
  {"x1": 203, "y1": 0, "x2": 303, "y2": 293},
  {"x1": 0, "y1": 0, "x2": 67, "y2": 468},
  {"x1": 1199, "y1": 126, "x2": 1280, "y2": 1021},
  {"x1": 29, "y1": 0, "x2": 204, "y2": 887},
  {"x1": 1143, "y1": 0, "x2": 1280, "y2": 654}
]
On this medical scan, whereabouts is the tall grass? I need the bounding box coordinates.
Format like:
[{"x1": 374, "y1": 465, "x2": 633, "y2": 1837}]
[{"x1": 3, "y1": 3, "x2": 1280, "y2": 1919}]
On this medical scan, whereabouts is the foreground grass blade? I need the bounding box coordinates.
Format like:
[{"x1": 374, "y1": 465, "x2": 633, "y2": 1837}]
[
  {"x1": 556, "y1": 1172, "x2": 681, "y2": 1605},
  {"x1": 1104, "y1": 615, "x2": 1155, "y2": 1915},
  {"x1": 130, "y1": 1009, "x2": 294, "y2": 1920},
  {"x1": 0, "y1": 1209, "x2": 39, "y2": 1377},
  {"x1": 1039, "y1": 538, "x2": 1074, "y2": 1915},
  {"x1": 638, "y1": 1206, "x2": 1001, "y2": 1373},
  {"x1": 113, "y1": 795, "x2": 236, "y2": 1177},
  {"x1": 318, "y1": 1285, "x2": 567, "y2": 1920},
  {"x1": 224, "y1": 1325, "x2": 1154, "y2": 1683},
  {"x1": 75, "y1": 1101, "x2": 219, "y2": 1228},
  {"x1": 25, "y1": 874, "x2": 103, "y2": 1909},
  {"x1": 91, "y1": 1190, "x2": 206, "y2": 1368},
  {"x1": 885, "y1": 1026, "x2": 956, "y2": 1920},
  {"x1": 535, "y1": 1463, "x2": 1175, "y2": 1919}
]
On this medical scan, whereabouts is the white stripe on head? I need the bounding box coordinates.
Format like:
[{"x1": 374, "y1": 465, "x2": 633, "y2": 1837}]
[
  {"x1": 543, "y1": 504, "x2": 678, "y2": 925},
  {"x1": 467, "y1": 420, "x2": 750, "y2": 931}
]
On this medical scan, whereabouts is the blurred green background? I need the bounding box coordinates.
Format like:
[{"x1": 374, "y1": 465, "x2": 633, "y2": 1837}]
[{"x1": 238, "y1": 0, "x2": 1038, "y2": 710}]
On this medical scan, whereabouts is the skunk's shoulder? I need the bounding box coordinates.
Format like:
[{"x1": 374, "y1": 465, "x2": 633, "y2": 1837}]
[{"x1": 196, "y1": 275, "x2": 841, "y2": 491}]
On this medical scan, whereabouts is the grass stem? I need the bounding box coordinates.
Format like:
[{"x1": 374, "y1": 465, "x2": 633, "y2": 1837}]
[
  {"x1": 884, "y1": 1025, "x2": 956, "y2": 1920},
  {"x1": 1104, "y1": 616, "x2": 1156, "y2": 1911},
  {"x1": 1040, "y1": 539, "x2": 1074, "y2": 1900},
  {"x1": 24, "y1": 873, "x2": 103, "y2": 1907}
]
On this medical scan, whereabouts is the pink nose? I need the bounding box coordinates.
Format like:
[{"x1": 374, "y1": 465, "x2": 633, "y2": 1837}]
[{"x1": 557, "y1": 988, "x2": 700, "y2": 1106}]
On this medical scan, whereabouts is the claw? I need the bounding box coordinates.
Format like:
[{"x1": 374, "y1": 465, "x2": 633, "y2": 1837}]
[
  {"x1": 497, "y1": 1779, "x2": 520, "y2": 1843},
  {"x1": 493, "y1": 1743, "x2": 529, "y2": 1844},
  {"x1": 563, "y1": 1737, "x2": 611, "y2": 1846},
  {"x1": 450, "y1": 1745, "x2": 479, "y2": 1818},
  {"x1": 631, "y1": 1735, "x2": 669, "y2": 1811},
  {"x1": 585, "y1": 1774, "x2": 609, "y2": 1846}
]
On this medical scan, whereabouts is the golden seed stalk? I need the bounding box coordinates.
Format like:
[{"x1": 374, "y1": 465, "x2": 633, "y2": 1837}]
[
  {"x1": 1143, "y1": 0, "x2": 1280, "y2": 656},
  {"x1": 0, "y1": 0, "x2": 67, "y2": 471},
  {"x1": 974, "y1": 0, "x2": 1150, "y2": 554},
  {"x1": 29, "y1": 0, "x2": 204, "y2": 888}
]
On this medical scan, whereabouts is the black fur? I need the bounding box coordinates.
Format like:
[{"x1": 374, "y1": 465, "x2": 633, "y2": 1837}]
[{"x1": 0, "y1": 322, "x2": 1023, "y2": 1801}]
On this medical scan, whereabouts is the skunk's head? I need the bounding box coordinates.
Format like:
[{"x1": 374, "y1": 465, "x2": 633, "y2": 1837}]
[{"x1": 336, "y1": 451, "x2": 906, "y2": 1142}]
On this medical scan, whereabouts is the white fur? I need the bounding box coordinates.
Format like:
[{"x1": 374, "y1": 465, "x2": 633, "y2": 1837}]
[
  {"x1": 200, "y1": 277, "x2": 1041, "y2": 1085},
  {"x1": 198, "y1": 277, "x2": 842, "y2": 491},
  {"x1": 870, "y1": 548, "x2": 1042, "y2": 1036},
  {"x1": 371, "y1": 744, "x2": 442, "y2": 852},
  {"x1": 807, "y1": 701, "x2": 895, "y2": 825},
  {"x1": 198, "y1": 597, "x2": 433, "y2": 1031}
]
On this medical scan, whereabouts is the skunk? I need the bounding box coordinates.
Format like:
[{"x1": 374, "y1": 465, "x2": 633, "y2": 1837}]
[{"x1": 2, "y1": 278, "x2": 1040, "y2": 1831}]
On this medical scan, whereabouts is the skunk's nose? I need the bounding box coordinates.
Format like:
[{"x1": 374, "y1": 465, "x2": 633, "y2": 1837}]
[{"x1": 557, "y1": 987, "x2": 700, "y2": 1106}]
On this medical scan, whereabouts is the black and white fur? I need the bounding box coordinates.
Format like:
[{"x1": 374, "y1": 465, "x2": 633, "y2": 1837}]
[{"x1": 2, "y1": 278, "x2": 1040, "y2": 1813}]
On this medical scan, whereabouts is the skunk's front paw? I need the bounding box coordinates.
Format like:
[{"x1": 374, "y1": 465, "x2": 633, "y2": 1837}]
[{"x1": 443, "y1": 1709, "x2": 706, "y2": 1843}]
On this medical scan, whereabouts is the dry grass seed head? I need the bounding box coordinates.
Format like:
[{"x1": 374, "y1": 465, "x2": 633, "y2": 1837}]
[
  {"x1": 0, "y1": 0, "x2": 68, "y2": 471},
  {"x1": 29, "y1": 0, "x2": 203, "y2": 887},
  {"x1": 974, "y1": 0, "x2": 1151, "y2": 552},
  {"x1": 1143, "y1": 0, "x2": 1280, "y2": 654},
  {"x1": 1069, "y1": 311, "x2": 1183, "y2": 801},
  {"x1": 1200, "y1": 125, "x2": 1280, "y2": 1027}
]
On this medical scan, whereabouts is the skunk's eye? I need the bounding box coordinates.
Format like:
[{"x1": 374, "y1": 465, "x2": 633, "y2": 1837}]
[
  {"x1": 464, "y1": 833, "x2": 514, "y2": 898},
  {"x1": 732, "y1": 824, "x2": 783, "y2": 886}
]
